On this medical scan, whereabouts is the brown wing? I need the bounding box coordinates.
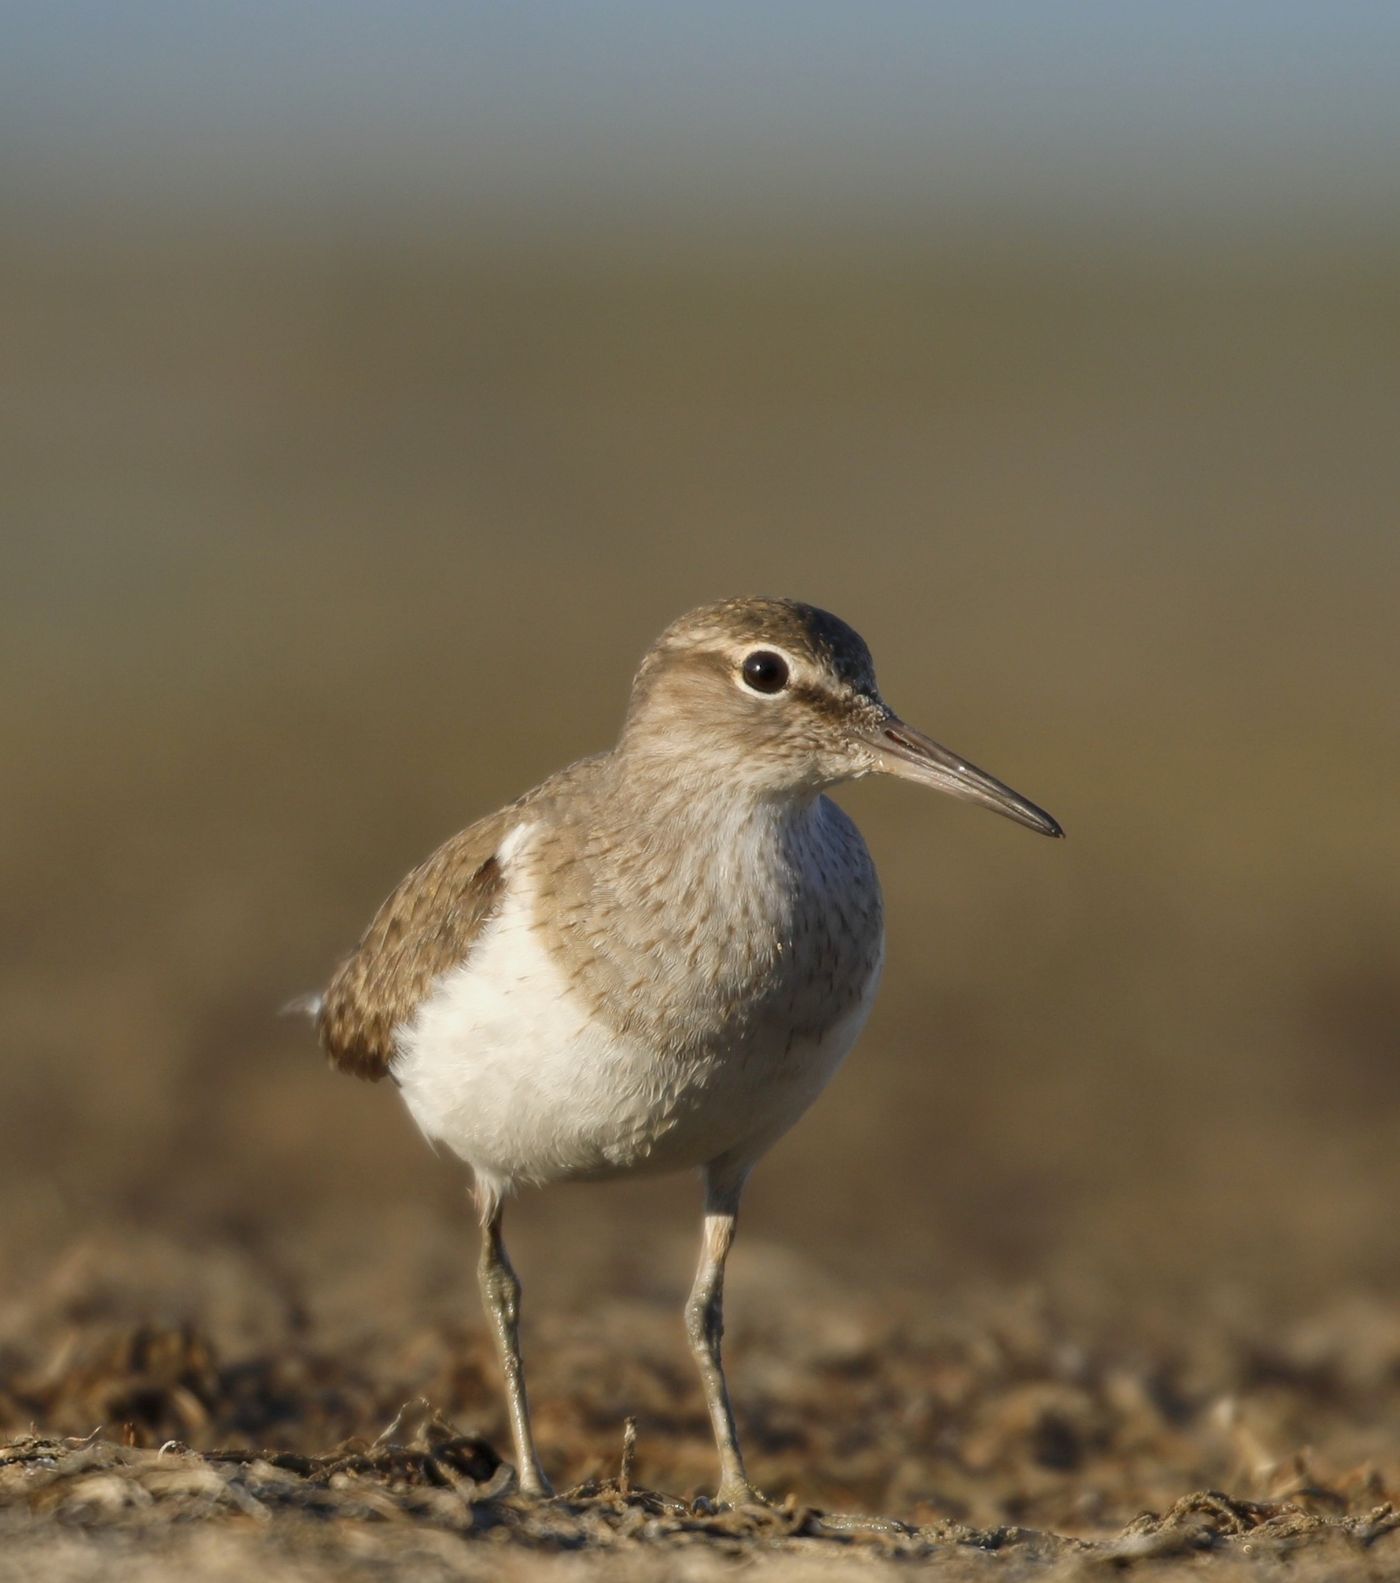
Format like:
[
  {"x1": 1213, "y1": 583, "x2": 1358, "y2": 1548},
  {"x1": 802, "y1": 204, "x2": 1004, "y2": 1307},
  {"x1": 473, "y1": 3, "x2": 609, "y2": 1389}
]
[{"x1": 317, "y1": 809, "x2": 516, "y2": 1081}]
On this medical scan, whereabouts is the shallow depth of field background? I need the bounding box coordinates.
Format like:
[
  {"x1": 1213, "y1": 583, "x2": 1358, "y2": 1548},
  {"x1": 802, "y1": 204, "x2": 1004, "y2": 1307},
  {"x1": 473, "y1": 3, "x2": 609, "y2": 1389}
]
[{"x1": 3, "y1": 2, "x2": 1398, "y2": 1433}]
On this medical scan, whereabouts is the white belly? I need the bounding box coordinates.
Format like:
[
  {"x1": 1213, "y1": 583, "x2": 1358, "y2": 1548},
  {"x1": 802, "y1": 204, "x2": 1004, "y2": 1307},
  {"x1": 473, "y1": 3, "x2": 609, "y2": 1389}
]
[{"x1": 392, "y1": 827, "x2": 880, "y2": 1202}]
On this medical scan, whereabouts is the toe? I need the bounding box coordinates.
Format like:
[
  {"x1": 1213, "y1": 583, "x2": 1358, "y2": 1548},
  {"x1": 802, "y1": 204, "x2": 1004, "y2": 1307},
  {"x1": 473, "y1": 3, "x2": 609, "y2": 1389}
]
[
  {"x1": 514, "y1": 1465, "x2": 555, "y2": 1500},
  {"x1": 715, "y1": 1479, "x2": 768, "y2": 1510}
]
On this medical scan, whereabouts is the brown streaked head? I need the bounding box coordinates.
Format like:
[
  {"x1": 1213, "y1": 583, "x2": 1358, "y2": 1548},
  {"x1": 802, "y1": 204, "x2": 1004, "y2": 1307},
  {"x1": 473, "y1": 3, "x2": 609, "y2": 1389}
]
[{"x1": 621, "y1": 596, "x2": 1062, "y2": 836}]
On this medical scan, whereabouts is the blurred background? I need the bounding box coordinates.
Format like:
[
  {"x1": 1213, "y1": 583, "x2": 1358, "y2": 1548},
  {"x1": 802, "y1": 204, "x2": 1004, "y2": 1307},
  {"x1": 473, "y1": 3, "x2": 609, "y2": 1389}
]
[{"x1": 3, "y1": 3, "x2": 1398, "y2": 1356}]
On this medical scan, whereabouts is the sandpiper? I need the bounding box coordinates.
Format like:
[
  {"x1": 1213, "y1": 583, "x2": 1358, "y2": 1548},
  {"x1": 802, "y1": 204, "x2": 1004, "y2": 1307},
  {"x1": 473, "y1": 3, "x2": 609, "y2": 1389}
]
[{"x1": 312, "y1": 597, "x2": 1061, "y2": 1505}]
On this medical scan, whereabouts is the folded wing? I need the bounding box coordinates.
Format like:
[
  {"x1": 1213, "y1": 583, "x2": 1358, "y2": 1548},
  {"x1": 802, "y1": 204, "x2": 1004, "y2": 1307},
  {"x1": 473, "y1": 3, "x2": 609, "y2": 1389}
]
[{"x1": 318, "y1": 812, "x2": 514, "y2": 1082}]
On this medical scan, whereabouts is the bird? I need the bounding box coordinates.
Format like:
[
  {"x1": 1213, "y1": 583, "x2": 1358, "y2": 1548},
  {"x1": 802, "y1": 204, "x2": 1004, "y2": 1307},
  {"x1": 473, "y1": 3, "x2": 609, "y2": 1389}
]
[{"x1": 311, "y1": 596, "x2": 1061, "y2": 1506}]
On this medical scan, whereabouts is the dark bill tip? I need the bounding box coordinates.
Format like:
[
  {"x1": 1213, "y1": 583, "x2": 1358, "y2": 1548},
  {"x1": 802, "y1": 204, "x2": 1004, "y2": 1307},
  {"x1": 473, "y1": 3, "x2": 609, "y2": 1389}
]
[{"x1": 874, "y1": 719, "x2": 1064, "y2": 839}]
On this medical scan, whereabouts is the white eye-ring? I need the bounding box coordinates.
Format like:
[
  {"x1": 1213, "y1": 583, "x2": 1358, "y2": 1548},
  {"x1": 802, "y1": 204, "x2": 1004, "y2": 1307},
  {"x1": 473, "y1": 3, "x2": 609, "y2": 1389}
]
[{"x1": 739, "y1": 650, "x2": 791, "y2": 695}]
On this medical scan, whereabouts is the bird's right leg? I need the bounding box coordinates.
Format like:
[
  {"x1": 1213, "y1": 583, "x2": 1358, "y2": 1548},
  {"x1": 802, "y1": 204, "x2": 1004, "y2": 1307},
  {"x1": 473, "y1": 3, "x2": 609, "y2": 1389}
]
[
  {"x1": 685, "y1": 1164, "x2": 762, "y2": 1507},
  {"x1": 477, "y1": 1196, "x2": 552, "y2": 1498}
]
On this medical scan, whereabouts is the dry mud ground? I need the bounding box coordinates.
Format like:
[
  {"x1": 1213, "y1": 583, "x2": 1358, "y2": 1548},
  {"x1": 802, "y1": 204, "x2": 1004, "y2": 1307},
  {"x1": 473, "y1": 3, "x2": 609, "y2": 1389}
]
[{"x1": 2, "y1": 1234, "x2": 1399, "y2": 1582}]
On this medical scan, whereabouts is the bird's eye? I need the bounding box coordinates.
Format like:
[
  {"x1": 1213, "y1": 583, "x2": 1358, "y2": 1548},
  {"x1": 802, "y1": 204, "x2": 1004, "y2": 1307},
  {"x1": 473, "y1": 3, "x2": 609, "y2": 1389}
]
[{"x1": 740, "y1": 650, "x2": 790, "y2": 694}]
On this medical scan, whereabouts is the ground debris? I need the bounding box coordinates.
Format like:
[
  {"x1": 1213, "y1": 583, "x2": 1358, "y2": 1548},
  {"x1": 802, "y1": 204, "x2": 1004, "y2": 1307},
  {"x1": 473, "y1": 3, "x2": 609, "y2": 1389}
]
[
  {"x1": 2, "y1": 1422, "x2": 1398, "y2": 1580},
  {"x1": 2, "y1": 1238, "x2": 1399, "y2": 1578}
]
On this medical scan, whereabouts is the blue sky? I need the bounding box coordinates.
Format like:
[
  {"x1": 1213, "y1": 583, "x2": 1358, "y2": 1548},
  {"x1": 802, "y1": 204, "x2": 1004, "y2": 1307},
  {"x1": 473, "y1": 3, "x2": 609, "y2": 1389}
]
[{"x1": 6, "y1": 3, "x2": 1400, "y2": 229}]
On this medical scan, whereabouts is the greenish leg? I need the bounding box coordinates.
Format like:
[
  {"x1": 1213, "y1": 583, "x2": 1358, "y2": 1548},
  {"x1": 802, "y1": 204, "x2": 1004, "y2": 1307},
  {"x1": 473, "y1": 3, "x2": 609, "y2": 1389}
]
[
  {"x1": 478, "y1": 1205, "x2": 553, "y2": 1499},
  {"x1": 686, "y1": 1167, "x2": 763, "y2": 1507}
]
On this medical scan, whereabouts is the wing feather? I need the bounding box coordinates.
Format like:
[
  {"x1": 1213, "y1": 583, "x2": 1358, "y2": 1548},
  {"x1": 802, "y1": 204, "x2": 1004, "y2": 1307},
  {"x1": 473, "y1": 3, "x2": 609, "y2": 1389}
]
[{"x1": 317, "y1": 811, "x2": 516, "y2": 1081}]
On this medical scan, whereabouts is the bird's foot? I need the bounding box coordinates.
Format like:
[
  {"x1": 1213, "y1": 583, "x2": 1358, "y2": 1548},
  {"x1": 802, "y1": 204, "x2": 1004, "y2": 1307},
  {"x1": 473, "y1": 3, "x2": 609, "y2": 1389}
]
[
  {"x1": 512, "y1": 1463, "x2": 555, "y2": 1500},
  {"x1": 712, "y1": 1477, "x2": 770, "y2": 1511}
]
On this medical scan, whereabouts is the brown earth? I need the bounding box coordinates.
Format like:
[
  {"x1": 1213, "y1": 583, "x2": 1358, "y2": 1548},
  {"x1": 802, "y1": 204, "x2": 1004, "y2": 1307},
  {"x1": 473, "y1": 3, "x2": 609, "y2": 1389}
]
[{"x1": 2, "y1": 1225, "x2": 1399, "y2": 1579}]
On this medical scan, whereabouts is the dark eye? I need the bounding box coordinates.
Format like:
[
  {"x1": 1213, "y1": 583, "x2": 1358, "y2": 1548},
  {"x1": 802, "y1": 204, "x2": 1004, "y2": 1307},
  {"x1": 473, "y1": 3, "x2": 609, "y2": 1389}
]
[{"x1": 740, "y1": 650, "x2": 790, "y2": 694}]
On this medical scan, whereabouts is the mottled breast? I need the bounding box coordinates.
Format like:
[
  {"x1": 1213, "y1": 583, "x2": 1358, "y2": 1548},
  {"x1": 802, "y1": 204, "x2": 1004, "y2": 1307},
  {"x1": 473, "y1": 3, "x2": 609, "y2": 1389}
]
[{"x1": 527, "y1": 790, "x2": 884, "y2": 1063}]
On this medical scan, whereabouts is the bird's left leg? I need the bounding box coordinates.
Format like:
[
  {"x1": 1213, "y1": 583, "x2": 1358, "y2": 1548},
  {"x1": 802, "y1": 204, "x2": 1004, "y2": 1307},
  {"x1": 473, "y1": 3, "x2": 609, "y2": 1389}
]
[
  {"x1": 685, "y1": 1163, "x2": 763, "y2": 1507},
  {"x1": 476, "y1": 1195, "x2": 552, "y2": 1498}
]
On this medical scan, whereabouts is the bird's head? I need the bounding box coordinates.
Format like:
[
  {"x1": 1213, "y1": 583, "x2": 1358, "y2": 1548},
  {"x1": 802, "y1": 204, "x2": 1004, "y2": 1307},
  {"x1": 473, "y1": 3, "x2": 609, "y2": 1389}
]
[{"x1": 621, "y1": 596, "x2": 1062, "y2": 836}]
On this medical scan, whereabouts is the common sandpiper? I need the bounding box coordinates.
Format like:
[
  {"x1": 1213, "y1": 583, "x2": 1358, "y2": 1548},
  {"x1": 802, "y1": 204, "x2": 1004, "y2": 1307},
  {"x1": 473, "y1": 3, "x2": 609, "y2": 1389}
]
[{"x1": 311, "y1": 596, "x2": 1061, "y2": 1505}]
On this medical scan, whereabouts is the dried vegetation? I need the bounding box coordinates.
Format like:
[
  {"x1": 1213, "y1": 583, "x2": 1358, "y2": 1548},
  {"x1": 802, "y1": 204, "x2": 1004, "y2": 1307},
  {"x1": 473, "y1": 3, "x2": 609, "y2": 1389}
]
[{"x1": 2, "y1": 1232, "x2": 1399, "y2": 1579}]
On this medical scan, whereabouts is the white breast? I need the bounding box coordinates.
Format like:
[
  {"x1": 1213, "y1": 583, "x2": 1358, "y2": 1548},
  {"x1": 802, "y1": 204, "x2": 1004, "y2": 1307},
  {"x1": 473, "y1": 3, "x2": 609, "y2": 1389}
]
[{"x1": 392, "y1": 821, "x2": 882, "y2": 1204}]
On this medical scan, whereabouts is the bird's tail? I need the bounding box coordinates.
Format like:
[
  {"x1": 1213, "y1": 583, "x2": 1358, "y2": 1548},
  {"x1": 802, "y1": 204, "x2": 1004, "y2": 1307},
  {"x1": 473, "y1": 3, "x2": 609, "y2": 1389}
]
[{"x1": 281, "y1": 992, "x2": 324, "y2": 1021}]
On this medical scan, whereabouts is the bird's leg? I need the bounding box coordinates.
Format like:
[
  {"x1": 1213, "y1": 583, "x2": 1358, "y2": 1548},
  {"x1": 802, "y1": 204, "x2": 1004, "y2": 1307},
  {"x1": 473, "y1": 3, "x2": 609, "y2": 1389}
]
[
  {"x1": 686, "y1": 1167, "x2": 761, "y2": 1507},
  {"x1": 477, "y1": 1201, "x2": 552, "y2": 1498}
]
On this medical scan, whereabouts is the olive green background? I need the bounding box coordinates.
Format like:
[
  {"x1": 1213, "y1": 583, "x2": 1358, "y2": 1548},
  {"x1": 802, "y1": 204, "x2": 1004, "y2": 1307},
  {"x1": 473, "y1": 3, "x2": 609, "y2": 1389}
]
[{"x1": 5, "y1": 216, "x2": 1397, "y2": 1313}]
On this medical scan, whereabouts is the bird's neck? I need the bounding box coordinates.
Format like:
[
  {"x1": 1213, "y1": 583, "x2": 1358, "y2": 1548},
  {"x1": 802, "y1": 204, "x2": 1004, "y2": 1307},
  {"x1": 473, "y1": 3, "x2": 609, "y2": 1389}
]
[{"x1": 603, "y1": 742, "x2": 823, "y2": 849}]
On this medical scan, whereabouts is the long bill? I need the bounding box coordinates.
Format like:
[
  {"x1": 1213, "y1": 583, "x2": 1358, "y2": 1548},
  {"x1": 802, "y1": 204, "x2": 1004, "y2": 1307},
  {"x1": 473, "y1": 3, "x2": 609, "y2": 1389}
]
[{"x1": 870, "y1": 715, "x2": 1063, "y2": 838}]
